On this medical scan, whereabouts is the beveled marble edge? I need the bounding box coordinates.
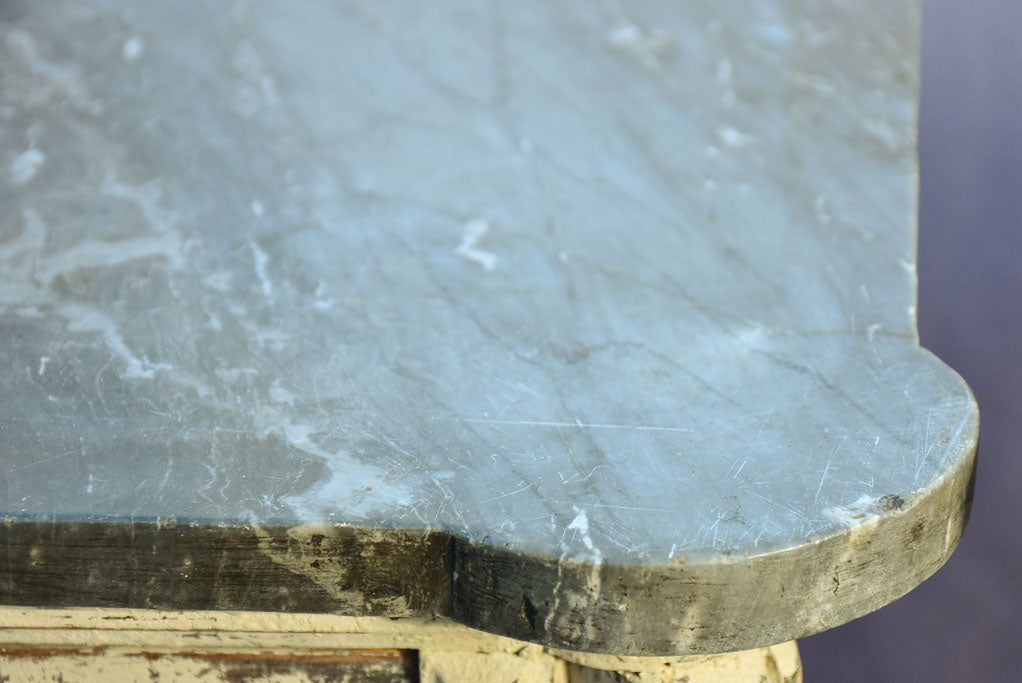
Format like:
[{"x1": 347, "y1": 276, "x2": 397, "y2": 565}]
[{"x1": 1, "y1": 372, "x2": 976, "y2": 656}]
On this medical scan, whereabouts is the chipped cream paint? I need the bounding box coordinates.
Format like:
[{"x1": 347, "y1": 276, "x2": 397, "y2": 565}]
[
  {"x1": 0, "y1": 607, "x2": 800, "y2": 682},
  {"x1": 0, "y1": 652, "x2": 413, "y2": 683}
]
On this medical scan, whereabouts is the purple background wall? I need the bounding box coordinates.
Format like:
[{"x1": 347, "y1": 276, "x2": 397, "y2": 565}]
[{"x1": 799, "y1": 0, "x2": 1022, "y2": 679}]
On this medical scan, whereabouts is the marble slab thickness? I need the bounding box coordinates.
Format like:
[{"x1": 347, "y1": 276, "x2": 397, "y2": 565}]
[{"x1": 0, "y1": 0, "x2": 977, "y2": 656}]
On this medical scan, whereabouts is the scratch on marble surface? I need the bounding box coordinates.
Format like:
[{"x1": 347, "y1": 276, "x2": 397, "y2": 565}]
[
  {"x1": 559, "y1": 464, "x2": 607, "y2": 485},
  {"x1": 454, "y1": 219, "x2": 497, "y2": 271},
  {"x1": 2, "y1": 445, "x2": 83, "y2": 475},
  {"x1": 567, "y1": 508, "x2": 601, "y2": 560},
  {"x1": 590, "y1": 504, "x2": 674, "y2": 513},
  {"x1": 5, "y1": 27, "x2": 101, "y2": 113},
  {"x1": 58, "y1": 303, "x2": 172, "y2": 379},
  {"x1": 813, "y1": 194, "x2": 832, "y2": 225},
  {"x1": 249, "y1": 240, "x2": 273, "y2": 297},
  {"x1": 465, "y1": 418, "x2": 694, "y2": 433},
  {"x1": 0, "y1": 208, "x2": 46, "y2": 266},
  {"x1": 9, "y1": 147, "x2": 45, "y2": 185},
  {"x1": 233, "y1": 42, "x2": 280, "y2": 109},
  {"x1": 480, "y1": 484, "x2": 531, "y2": 504},
  {"x1": 34, "y1": 231, "x2": 184, "y2": 285},
  {"x1": 813, "y1": 435, "x2": 848, "y2": 504},
  {"x1": 100, "y1": 171, "x2": 177, "y2": 233},
  {"x1": 718, "y1": 126, "x2": 752, "y2": 148},
  {"x1": 605, "y1": 24, "x2": 673, "y2": 69},
  {"x1": 121, "y1": 36, "x2": 144, "y2": 62}
]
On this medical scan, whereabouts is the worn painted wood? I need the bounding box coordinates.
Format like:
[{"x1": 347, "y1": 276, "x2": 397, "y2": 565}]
[
  {"x1": 0, "y1": 607, "x2": 800, "y2": 682},
  {"x1": 0, "y1": 0, "x2": 976, "y2": 656},
  {"x1": 0, "y1": 649, "x2": 419, "y2": 683}
]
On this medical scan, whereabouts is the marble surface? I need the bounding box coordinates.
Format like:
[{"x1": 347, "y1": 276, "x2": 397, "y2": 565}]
[{"x1": 0, "y1": 0, "x2": 977, "y2": 656}]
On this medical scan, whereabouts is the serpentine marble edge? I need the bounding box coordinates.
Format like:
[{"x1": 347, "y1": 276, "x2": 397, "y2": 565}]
[{"x1": 0, "y1": 0, "x2": 977, "y2": 656}]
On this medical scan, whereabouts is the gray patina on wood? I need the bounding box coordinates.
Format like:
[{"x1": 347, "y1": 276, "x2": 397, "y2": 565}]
[{"x1": 0, "y1": 0, "x2": 976, "y2": 656}]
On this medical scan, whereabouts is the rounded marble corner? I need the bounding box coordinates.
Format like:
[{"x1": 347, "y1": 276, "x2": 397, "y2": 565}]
[
  {"x1": 0, "y1": 344, "x2": 978, "y2": 657},
  {"x1": 441, "y1": 347, "x2": 979, "y2": 655},
  {"x1": 239, "y1": 349, "x2": 976, "y2": 656}
]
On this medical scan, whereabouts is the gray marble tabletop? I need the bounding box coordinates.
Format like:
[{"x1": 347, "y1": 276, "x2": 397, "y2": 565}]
[{"x1": 0, "y1": 0, "x2": 977, "y2": 656}]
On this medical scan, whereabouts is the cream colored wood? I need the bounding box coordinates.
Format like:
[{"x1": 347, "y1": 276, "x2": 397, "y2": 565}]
[{"x1": 0, "y1": 607, "x2": 800, "y2": 681}]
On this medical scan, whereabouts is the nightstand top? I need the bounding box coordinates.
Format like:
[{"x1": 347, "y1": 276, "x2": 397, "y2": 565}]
[{"x1": 0, "y1": 0, "x2": 975, "y2": 656}]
